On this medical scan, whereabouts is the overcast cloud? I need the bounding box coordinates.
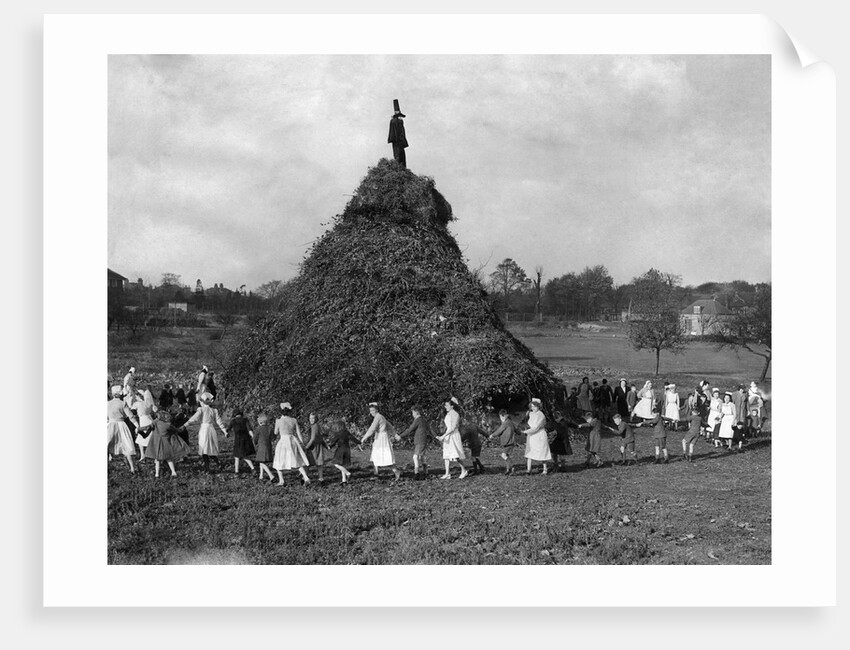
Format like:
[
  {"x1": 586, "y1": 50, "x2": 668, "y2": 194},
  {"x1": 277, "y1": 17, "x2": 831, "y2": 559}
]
[{"x1": 108, "y1": 54, "x2": 770, "y2": 290}]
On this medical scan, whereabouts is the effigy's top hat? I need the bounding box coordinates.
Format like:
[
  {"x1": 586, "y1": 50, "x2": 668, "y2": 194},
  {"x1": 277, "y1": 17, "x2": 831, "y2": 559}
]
[{"x1": 393, "y1": 98, "x2": 406, "y2": 118}]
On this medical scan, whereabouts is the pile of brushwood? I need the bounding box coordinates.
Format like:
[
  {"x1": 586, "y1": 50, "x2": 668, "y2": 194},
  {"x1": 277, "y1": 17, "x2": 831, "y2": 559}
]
[{"x1": 223, "y1": 159, "x2": 564, "y2": 425}]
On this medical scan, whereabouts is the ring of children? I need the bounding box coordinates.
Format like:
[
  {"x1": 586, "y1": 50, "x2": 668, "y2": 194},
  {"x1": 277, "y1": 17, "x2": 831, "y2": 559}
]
[{"x1": 107, "y1": 162, "x2": 770, "y2": 566}]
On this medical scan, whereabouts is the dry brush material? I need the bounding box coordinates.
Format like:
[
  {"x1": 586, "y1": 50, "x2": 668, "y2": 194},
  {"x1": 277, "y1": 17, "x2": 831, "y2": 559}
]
[{"x1": 223, "y1": 159, "x2": 563, "y2": 424}]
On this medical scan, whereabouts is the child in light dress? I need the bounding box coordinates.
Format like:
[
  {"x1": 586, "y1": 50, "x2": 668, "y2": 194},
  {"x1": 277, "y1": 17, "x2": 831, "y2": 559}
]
[
  {"x1": 272, "y1": 402, "x2": 311, "y2": 486},
  {"x1": 437, "y1": 399, "x2": 468, "y2": 479},
  {"x1": 523, "y1": 398, "x2": 552, "y2": 475},
  {"x1": 360, "y1": 403, "x2": 402, "y2": 481}
]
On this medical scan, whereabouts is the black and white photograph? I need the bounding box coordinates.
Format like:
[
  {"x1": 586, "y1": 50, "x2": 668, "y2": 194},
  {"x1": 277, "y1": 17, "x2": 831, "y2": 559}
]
[{"x1": 105, "y1": 52, "x2": 773, "y2": 566}]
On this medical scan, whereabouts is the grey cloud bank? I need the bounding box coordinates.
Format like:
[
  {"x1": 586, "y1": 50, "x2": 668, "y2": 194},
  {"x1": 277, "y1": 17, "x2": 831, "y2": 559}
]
[{"x1": 108, "y1": 54, "x2": 769, "y2": 290}]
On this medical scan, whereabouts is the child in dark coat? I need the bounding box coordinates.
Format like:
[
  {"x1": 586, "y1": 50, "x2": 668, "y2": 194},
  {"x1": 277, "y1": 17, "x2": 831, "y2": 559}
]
[
  {"x1": 682, "y1": 409, "x2": 701, "y2": 462},
  {"x1": 144, "y1": 410, "x2": 191, "y2": 478},
  {"x1": 578, "y1": 412, "x2": 605, "y2": 468},
  {"x1": 399, "y1": 406, "x2": 431, "y2": 479},
  {"x1": 170, "y1": 405, "x2": 191, "y2": 446},
  {"x1": 746, "y1": 408, "x2": 762, "y2": 439},
  {"x1": 226, "y1": 409, "x2": 256, "y2": 475},
  {"x1": 326, "y1": 419, "x2": 353, "y2": 484},
  {"x1": 252, "y1": 413, "x2": 275, "y2": 481},
  {"x1": 461, "y1": 419, "x2": 486, "y2": 474},
  {"x1": 489, "y1": 410, "x2": 518, "y2": 475},
  {"x1": 549, "y1": 411, "x2": 574, "y2": 471},
  {"x1": 612, "y1": 413, "x2": 637, "y2": 466},
  {"x1": 645, "y1": 412, "x2": 669, "y2": 464}
]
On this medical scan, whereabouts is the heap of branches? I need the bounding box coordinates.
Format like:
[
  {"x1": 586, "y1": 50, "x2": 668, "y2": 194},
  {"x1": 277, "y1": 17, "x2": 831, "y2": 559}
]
[{"x1": 223, "y1": 159, "x2": 563, "y2": 425}]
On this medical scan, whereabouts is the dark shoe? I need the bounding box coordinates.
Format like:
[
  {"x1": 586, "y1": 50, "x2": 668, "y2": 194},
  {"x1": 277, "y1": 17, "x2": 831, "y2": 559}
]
[
  {"x1": 663, "y1": 458, "x2": 669, "y2": 464},
  {"x1": 653, "y1": 458, "x2": 661, "y2": 464}
]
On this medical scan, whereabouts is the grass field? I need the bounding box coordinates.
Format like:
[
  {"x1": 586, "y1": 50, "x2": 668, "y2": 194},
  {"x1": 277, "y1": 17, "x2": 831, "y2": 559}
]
[
  {"x1": 509, "y1": 320, "x2": 771, "y2": 392},
  {"x1": 107, "y1": 323, "x2": 771, "y2": 565}
]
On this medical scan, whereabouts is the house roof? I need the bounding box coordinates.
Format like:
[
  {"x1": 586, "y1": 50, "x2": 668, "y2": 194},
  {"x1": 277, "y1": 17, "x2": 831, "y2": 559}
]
[
  {"x1": 681, "y1": 299, "x2": 733, "y2": 316},
  {"x1": 108, "y1": 268, "x2": 128, "y2": 281}
]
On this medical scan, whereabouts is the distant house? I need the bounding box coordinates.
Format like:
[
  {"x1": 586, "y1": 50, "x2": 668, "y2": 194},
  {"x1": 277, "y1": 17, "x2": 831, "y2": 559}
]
[
  {"x1": 166, "y1": 302, "x2": 189, "y2": 312},
  {"x1": 107, "y1": 268, "x2": 127, "y2": 308},
  {"x1": 680, "y1": 298, "x2": 734, "y2": 335}
]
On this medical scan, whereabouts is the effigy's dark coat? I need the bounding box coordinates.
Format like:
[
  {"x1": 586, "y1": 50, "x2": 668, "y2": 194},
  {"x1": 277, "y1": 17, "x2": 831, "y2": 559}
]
[{"x1": 387, "y1": 116, "x2": 408, "y2": 148}]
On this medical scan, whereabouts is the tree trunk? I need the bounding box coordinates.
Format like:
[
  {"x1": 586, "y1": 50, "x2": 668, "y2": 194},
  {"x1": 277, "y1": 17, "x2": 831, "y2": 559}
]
[
  {"x1": 655, "y1": 348, "x2": 661, "y2": 375},
  {"x1": 759, "y1": 355, "x2": 771, "y2": 382}
]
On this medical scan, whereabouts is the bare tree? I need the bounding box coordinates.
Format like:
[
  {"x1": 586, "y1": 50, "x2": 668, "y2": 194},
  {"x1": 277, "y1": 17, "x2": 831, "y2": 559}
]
[
  {"x1": 628, "y1": 268, "x2": 688, "y2": 375},
  {"x1": 488, "y1": 258, "x2": 530, "y2": 316},
  {"x1": 160, "y1": 272, "x2": 182, "y2": 287},
  {"x1": 715, "y1": 283, "x2": 772, "y2": 380},
  {"x1": 533, "y1": 266, "x2": 543, "y2": 323}
]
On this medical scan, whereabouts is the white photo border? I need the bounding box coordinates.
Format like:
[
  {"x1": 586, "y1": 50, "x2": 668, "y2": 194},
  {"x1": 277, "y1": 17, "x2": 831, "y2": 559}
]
[{"x1": 43, "y1": 13, "x2": 835, "y2": 606}]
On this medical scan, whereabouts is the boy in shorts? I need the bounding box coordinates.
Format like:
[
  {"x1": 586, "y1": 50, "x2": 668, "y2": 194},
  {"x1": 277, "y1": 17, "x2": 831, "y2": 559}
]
[
  {"x1": 646, "y1": 411, "x2": 669, "y2": 464},
  {"x1": 399, "y1": 406, "x2": 431, "y2": 479},
  {"x1": 578, "y1": 412, "x2": 605, "y2": 468},
  {"x1": 611, "y1": 413, "x2": 637, "y2": 466},
  {"x1": 461, "y1": 419, "x2": 486, "y2": 474},
  {"x1": 682, "y1": 408, "x2": 701, "y2": 462},
  {"x1": 746, "y1": 407, "x2": 762, "y2": 439},
  {"x1": 489, "y1": 409, "x2": 518, "y2": 475}
]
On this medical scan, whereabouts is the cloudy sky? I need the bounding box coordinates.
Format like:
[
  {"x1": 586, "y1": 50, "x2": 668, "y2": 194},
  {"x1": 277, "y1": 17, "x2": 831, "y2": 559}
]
[{"x1": 108, "y1": 54, "x2": 770, "y2": 291}]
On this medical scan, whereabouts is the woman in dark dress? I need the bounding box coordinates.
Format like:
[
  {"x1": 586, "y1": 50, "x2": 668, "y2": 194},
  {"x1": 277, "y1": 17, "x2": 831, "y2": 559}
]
[
  {"x1": 205, "y1": 372, "x2": 218, "y2": 400},
  {"x1": 326, "y1": 419, "x2": 353, "y2": 484},
  {"x1": 227, "y1": 409, "x2": 256, "y2": 475},
  {"x1": 170, "y1": 405, "x2": 191, "y2": 446},
  {"x1": 186, "y1": 387, "x2": 198, "y2": 411},
  {"x1": 252, "y1": 413, "x2": 275, "y2": 481},
  {"x1": 614, "y1": 378, "x2": 630, "y2": 419},
  {"x1": 158, "y1": 384, "x2": 174, "y2": 410}
]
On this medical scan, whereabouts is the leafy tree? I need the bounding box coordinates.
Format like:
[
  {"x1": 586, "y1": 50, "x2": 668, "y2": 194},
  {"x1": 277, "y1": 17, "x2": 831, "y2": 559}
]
[
  {"x1": 488, "y1": 258, "x2": 530, "y2": 314},
  {"x1": 715, "y1": 283, "x2": 772, "y2": 380},
  {"x1": 543, "y1": 265, "x2": 613, "y2": 320},
  {"x1": 577, "y1": 265, "x2": 614, "y2": 320},
  {"x1": 628, "y1": 268, "x2": 688, "y2": 375},
  {"x1": 544, "y1": 272, "x2": 579, "y2": 318},
  {"x1": 611, "y1": 283, "x2": 634, "y2": 321},
  {"x1": 160, "y1": 272, "x2": 182, "y2": 287}
]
